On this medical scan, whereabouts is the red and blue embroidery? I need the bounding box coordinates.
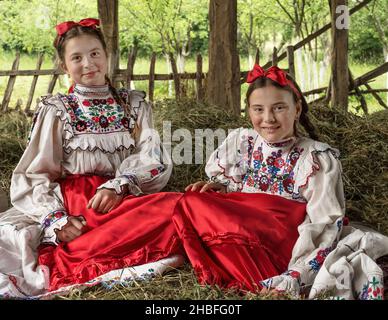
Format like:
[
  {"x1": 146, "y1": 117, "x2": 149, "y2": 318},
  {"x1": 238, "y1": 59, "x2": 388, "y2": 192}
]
[
  {"x1": 59, "y1": 92, "x2": 135, "y2": 135},
  {"x1": 242, "y1": 138, "x2": 304, "y2": 195},
  {"x1": 358, "y1": 276, "x2": 384, "y2": 300},
  {"x1": 308, "y1": 247, "x2": 332, "y2": 272},
  {"x1": 41, "y1": 210, "x2": 67, "y2": 229}
]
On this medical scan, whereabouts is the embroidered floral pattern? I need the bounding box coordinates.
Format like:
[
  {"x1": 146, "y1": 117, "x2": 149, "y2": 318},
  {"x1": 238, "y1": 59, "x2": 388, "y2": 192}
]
[
  {"x1": 242, "y1": 139, "x2": 304, "y2": 196},
  {"x1": 308, "y1": 247, "x2": 332, "y2": 272},
  {"x1": 358, "y1": 276, "x2": 384, "y2": 300},
  {"x1": 59, "y1": 92, "x2": 135, "y2": 135},
  {"x1": 42, "y1": 210, "x2": 67, "y2": 229},
  {"x1": 150, "y1": 166, "x2": 165, "y2": 178}
]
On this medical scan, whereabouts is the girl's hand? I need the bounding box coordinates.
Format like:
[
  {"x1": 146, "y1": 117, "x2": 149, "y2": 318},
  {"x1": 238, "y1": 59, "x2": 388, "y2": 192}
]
[
  {"x1": 87, "y1": 189, "x2": 124, "y2": 214},
  {"x1": 185, "y1": 181, "x2": 227, "y2": 193},
  {"x1": 55, "y1": 216, "x2": 86, "y2": 243}
]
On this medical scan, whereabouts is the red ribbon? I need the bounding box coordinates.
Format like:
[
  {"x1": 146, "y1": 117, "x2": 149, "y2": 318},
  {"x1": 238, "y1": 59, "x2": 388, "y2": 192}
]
[
  {"x1": 246, "y1": 64, "x2": 301, "y2": 98},
  {"x1": 55, "y1": 18, "x2": 100, "y2": 36}
]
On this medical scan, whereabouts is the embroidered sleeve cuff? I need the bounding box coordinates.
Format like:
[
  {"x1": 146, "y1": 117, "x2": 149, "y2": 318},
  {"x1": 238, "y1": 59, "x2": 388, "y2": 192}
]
[
  {"x1": 209, "y1": 175, "x2": 241, "y2": 193},
  {"x1": 40, "y1": 209, "x2": 68, "y2": 245},
  {"x1": 260, "y1": 269, "x2": 301, "y2": 297},
  {"x1": 97, "y1": 175, "x2": 143, "y2": 196}
]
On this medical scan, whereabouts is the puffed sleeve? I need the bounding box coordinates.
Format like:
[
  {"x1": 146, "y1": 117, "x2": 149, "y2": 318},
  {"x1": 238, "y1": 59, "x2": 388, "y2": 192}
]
[
  {"x1": 205, "y1": 128, "x2": 249, "y2": 192},
  {"x1": 10, "y1": 96, "x2": 69, "y2": 245},
  {"x1": 260, "y1": 150, "x2": 346, "y2": 296},
  {"x1": 97, "y1": 91, "x2": 172, "y2": 195}
]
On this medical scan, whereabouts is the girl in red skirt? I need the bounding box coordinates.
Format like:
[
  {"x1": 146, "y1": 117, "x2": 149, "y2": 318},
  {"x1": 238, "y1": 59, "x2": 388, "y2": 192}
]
[
  {"x1": 182, "y1": 64, "x2": 346, "y2": 295},
  {"x1": 0, "y1": 18, "x2": 184, "y2": 297}
]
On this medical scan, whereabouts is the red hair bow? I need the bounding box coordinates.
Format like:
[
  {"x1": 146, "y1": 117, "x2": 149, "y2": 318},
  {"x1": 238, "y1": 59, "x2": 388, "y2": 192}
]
[
  {"x1": 246, "y1": 64, "x2": 301, "y2": 98},
  {"x1": 55, "y1": 18, "x2": 100, "y2": 36}
]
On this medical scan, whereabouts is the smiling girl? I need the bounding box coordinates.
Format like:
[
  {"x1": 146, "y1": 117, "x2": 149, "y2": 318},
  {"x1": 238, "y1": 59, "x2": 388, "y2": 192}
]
[
  {"x1": 181, "y1": 64, "x2": 347, "y2": 294},
  {"x1": 0, "y1": 18, "x2": 186, "y2": 297}
]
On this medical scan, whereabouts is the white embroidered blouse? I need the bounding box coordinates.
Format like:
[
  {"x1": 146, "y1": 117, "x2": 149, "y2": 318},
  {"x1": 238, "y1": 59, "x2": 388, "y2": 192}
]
[
  {"x1": 205, "y1": 127, "x2": 347, "y2": 293},
  {"x1": 9, "y1": 84, "x2": 172, "y2": 244}
]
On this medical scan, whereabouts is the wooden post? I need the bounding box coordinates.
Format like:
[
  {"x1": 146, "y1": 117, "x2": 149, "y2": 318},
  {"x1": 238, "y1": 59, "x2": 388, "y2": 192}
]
[
  {"x1": 148, "y1": 52, "x2": 156, "y2": 103},
  {"x1": 1, "y1": 52, "x2": 20, "y2": 112},
  {"x1": 255, "y1": 48, "x2": 260, "y2": 65},
  {"x1": 207, "y1": 0, "x2": 240, "y2": 115},
  {"x1": 272, "y1": 47, "x2": 278, "y2": 66},
  {"x1": 348, "y1": 69, "x2": 368, "y2": 114},
  {"x1": 126, "y1": 46, "x2": 137, "y2": 90},
  {"x1": 47, "y1": 57, "x2": 60, "y2": 94},
  {"x1": 25, "y1": 53, "x2": 44, "y2": 114},
  {"x1": 287, "y1": 46, "x2": 295, "y2": 79},
  {"x1": 196, "y1": 54, "x2": 204, "y2": 102},
  {"x1": 330, "y1": 0, "x2": 349, "y2": 110},
  {"x1": 364, "y1": 82, "x2": 388, "y2": 109},
  {"x1": 98, "y1": 0, "x2": 119, "y2": 83},
  {"x1": 169, "y1": 52, "x2": 180, "y2": 100}
]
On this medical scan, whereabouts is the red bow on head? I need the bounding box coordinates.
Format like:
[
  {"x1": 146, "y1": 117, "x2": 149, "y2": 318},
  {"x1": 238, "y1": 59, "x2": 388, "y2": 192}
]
[
  {"x1": 246, "y1": 64, "x2": 301, "y2": 98},
  {"x1": 55, "y1": 18, "x2": 100, "y2": 36}
]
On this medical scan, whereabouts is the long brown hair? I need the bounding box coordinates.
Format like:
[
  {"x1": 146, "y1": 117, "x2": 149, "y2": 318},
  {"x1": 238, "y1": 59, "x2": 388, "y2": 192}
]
[
  {"x1": 54, "y1": 26, "x2": 139, "y2": 138},
  {"x1": 246, "y1": 75, "x2": 318, "y2": 140}
]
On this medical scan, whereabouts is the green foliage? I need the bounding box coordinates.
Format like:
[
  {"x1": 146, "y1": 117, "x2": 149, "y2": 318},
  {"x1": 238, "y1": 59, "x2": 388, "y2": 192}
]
[
  {"x1": 119, "y1": 0, "x2": 208, "y2": 57},
  {"x1": 0, "y1": 0, "x2": 97, "y2": 54},
  {"x1": 349, "y1": 0, "x2": 387, "y2": 63},
  {"x1": 0, "y1": 0, "x2": 387, "y2": 65}
]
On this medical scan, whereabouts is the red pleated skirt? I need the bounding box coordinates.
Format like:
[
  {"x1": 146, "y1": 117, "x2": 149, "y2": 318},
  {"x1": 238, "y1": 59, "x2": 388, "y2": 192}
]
[{"x1": 38, "y1": 175, "x2": 307, "y2": 292}]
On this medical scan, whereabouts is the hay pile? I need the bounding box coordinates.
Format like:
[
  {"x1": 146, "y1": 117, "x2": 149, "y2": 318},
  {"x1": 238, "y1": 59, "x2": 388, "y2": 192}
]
[
  {"x1": 0, "y1": 99, "x2": 387, "y2": 300},
  {"x1": 152, "y1": 99, "x2": 251, "y2": 192},
  {"x1": 308, "y1": 104, "x2": 388, "y2": 235},
  {"x1": 0, "y1": 112, "x2": 31, "y2": 200}
]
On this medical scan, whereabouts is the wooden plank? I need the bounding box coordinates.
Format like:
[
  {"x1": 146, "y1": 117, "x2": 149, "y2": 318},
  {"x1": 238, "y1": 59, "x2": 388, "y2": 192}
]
[
  {"x1": 330, "y1": 0, "x2": 349, "y2": 110},
  {"x1": 126, "y1": 46, "x2": 137, "y2": 90},
  {"x1": 364, "y1": 83, "x2": 388, "y2": 109},
  {"x1": 196, "y1": 54, "x2": 204, "y2": 102},
  {"x1": 349, "y1": 69, "x2": 368, "y2": 114},
  {"x1": 353, "y1": 62, "x2": 388, "y2": 88},
  {"x1": 169, "y1": 52, "x2": 180, "y2": 100},
  {"x1": 287, "y1": 46, "x2": 295, "y2": 79},
  {"x1": 98, "y1": 0, "x2": 119, "y2": 82},
  {"x1": 255, "y1": 48, "x2": 260, "y2": 65},
  {"x1": 0, "y1": 69, "x2": 64, "y2": 76},
  {"x1": 148, "y1": 52, "x2": 156, "y2": 103},
  {"x1": 272, "y1": 47, "x2": 278, "y2": 66},
  {"x1": 207, "y1": 0, "x2": 240, "y2": 115},
  {"x1": 25, "y1": 53, "x2": 44, "y2": 114},
  {"x1": 47, "y1": 57, "x2": 59, "y2": 94},
  {"x1": 1, "y1": 52, "x2": 20, "y2": 112}
]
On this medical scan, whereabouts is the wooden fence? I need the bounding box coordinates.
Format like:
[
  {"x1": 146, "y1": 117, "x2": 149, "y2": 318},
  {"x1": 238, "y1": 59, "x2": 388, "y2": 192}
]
[{"x1": 1, "y1": 0, "x2": 387, "y2": 116}]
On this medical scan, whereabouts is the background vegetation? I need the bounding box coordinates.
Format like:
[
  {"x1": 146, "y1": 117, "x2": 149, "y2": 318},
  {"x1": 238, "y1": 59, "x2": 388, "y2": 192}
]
[{"x1": 0, "y1": 0, "x2": 387, "y2": 113}]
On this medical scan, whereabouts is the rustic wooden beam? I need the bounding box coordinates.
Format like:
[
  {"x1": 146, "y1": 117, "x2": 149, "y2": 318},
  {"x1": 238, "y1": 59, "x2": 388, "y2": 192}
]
[
  {"x1": 349, "y1": 68, "x2": 368, "y2": 114},
  {"x1": 207, "y1": 0, "x2": 240, "y2": 115},
  {"x1": 98, "y1": 0, "x2": 119, "y2": 82},
  {"x1": 363, "y1": 83, "x2": 388, "y2": 109},
  {"x1": 169, "y1": 52, "x2": 180, "y2": 100},
  {"x1": 148, "y1": 52, "x2": 156, "y2": 103},
  {"x1": 126, "y1": 46, "x2": 137, "y2": 90},
  {"x1": 47, "y1": 57, "x2": 60, "y2": 94},
  {"x1": 25, "y1": 53, "x2": 44, "y2": 114},
  {"x1": 330, "y1": 0, "x2": 349, "y2": 110},
  {"x1": 271, "y1": 47, "x2": 278, "y2": 66},
  {"x1": 1, "y1": 52, "x2": 20, "y2": 112},
  {"x1": 0, "y1": 69, "x2": 64, "y2": 76},
  {"x1": 353, "y1": 62, "x2": 388, "y2": 88},
  {"x1": 196, "y1": 54, "x2": 204, "y2": 102},
  {"x1": 287, "y1": 46, "x2": 295, "y2": 79}
]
